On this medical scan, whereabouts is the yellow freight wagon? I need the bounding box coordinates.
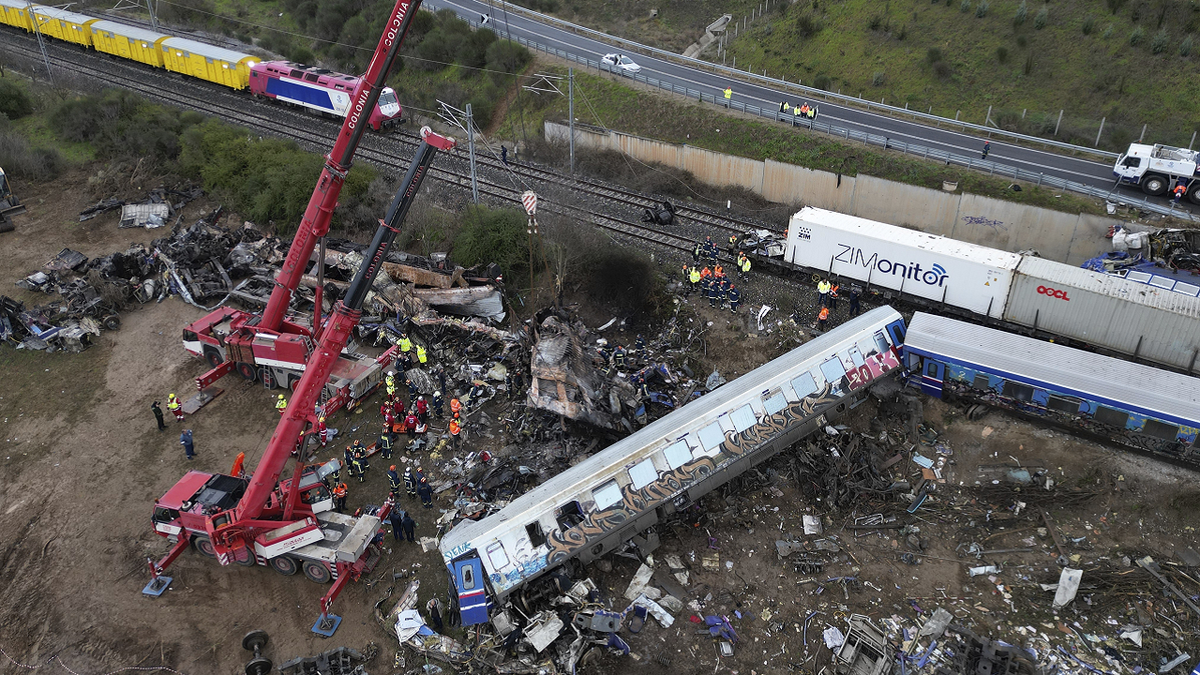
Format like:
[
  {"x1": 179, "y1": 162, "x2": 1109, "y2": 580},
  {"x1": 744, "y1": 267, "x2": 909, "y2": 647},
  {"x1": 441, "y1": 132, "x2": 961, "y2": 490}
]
[
  {"x1": 90, "y1": 20, "x2": 167, "y2": 68},
  {"x1": 160, "y1": 37, "x2": 257, "y2": 90},
  {"x1": 0, "y1": 0, "x2": 35, "y2": 32},
  {"x1": 29, "y1": 6, "x2": 96, "y2": 46}
]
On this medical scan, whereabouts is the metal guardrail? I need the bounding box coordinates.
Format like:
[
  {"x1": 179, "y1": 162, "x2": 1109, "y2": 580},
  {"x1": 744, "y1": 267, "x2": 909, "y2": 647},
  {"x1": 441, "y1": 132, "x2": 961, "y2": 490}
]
[
  {"x1": 475, "y1": 0, "x2": 1121, "y2": 160},
  {"x1": 488, "y1": 28, "x2": 1197, "y2": 223}
]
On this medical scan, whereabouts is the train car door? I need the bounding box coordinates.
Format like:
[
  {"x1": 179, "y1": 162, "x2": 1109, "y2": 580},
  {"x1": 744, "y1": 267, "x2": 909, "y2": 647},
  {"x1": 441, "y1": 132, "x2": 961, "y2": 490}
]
[
  {"x1": 451, "y1": 556, "x2": 489, "y2": 626},
  {"x1": 919, "y1": 359, "x2": 945, "y2": 398}
]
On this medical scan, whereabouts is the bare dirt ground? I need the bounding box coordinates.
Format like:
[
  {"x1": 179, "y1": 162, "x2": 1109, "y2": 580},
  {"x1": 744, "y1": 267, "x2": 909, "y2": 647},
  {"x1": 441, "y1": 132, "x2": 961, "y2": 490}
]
[{"x1": 1, "y1": 169, "x2": 1197, "y2": 675}]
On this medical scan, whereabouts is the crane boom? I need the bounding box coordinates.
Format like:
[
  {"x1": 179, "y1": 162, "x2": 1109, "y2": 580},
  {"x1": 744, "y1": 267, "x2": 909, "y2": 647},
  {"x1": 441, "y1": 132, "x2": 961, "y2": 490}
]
[
  {"x1": 233, "y1": 128, "x2": 456, "y2": 525},
  {"x1": 259, "y1": 0, "x2": 424, "y2": 332}
]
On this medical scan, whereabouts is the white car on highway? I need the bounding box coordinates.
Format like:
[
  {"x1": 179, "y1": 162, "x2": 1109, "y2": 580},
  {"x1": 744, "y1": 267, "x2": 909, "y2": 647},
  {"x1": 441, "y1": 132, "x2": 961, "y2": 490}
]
[{"x1": 601, "y1": 53, "x2": 641, "y2": 75}]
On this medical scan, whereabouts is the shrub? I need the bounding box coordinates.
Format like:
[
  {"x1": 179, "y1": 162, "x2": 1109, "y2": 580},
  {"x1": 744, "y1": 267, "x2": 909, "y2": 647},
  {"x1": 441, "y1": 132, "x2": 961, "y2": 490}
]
[
  {"x1": 976, "y1": 1, "x2": 989, "y2": 18},
  {"x1": 926, "y1": 47, "x2": 943, "y2": 63},
  {"x1": 1182, "y1": 34, "x2": 1194, "y2": 56},
  {"x1": 50, "y1": 89, "x2": 196, "y2": 161},
  {"x1": 1103, "y1": 24, "x2": 1114, "y2": 38},
  {"x1": 932, "y1": 60, "x2": 952, "y2": 78},
  {"x1": 813, "y1": 74, "x2": 832, "y2": 90},
  {"x1": 0, "y1": 130, "x2": 64, "y2": 179},
  {"x1": 1034, "y1": 7, "x2": 1048, "y2": 28},
  {"x1": 1082, "y1": 15, "x2": 1095, "y2": 34},
  {"x1": 896, "y1": 23, "x2": 908, "y2": 39},
  {"x1": 1023, "y1": 53, "x2": 1034, "y2": 75},
  {"x1": 1106, "y1": 0, "x2": 1126, "y2": 13},
  {"x1": 1151, "y1": 28, "x2": 1168, "y2": 53},
  {"x1": 868, "y1": 15, "x2": 883, "y2": 29},
  {"x1": 1013, "y1": 0, "x2": 1027, "y2": 25},
  {"x1": 872, "y1": 71, "x2": 886, "y2": 86},
  {"x1": 1130, "y1": 26, "x2": 1145, "y2": 45},
  {"x1": 795, "y1": 12, "x2": 821, "y2": 36},
  {"x1": 1016, "y1": 34, "x2": 1028, "y2": 47},
  {"x1": 0, "y1": 80, "x2": 33, "y2": 119},
  {"x1": 960, "y1": 0, "x2": 971, "y2": 12},
  {"x1": 451, "y1": 206, "x2": 530, "y2": 282},
  {"x1": 996, "y1": 45, "x2": 1009, "y2": 62}
]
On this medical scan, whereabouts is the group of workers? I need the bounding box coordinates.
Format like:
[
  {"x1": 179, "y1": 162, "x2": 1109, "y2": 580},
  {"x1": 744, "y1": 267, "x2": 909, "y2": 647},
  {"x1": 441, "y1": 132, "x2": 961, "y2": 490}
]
[
  {"x1": 684, "y1": 238, "x2": 751, "y2": 314},
  {"x1": 780, "y1": 101, "x2": 820, "y2": 122}
]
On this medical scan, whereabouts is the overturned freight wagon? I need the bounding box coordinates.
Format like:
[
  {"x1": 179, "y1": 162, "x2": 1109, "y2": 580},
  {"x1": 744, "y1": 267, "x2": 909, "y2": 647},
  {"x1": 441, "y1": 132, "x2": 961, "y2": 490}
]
[{"x1": 439, "y1": 307, "x2": 908, "y2": 624}]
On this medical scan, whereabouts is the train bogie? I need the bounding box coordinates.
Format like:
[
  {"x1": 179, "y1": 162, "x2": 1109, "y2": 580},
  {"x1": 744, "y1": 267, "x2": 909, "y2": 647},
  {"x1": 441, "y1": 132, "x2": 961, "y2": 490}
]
[
  {"x1": 90, "y1": 20, "x2": 167, "y2": 68},
  {"x1": 29, "y1": 6, "x2": 96, "y2": 46},
  {"x1": 160, "y1": 37, "x2": 257, "y2": 90},
  {"x1": 0, "y1": 0, "x2": 35, "y2": 32}
]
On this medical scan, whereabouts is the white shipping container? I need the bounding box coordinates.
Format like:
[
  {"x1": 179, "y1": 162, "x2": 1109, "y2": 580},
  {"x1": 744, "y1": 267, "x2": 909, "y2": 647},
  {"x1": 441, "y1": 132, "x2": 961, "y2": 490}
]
[
  {"x1": 785, "y1": 207, "x2": 1020, "y2": 318},
  {"x1": 1006, "y1": 257, "x2": 1200, "y2": 373}
]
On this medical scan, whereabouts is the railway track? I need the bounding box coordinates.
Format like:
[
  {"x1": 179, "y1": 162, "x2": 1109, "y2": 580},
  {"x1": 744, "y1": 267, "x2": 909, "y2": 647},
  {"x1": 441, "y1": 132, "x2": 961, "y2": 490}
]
[{"x1": 1, "y1": 27, "x2": 778, "y2": 257}]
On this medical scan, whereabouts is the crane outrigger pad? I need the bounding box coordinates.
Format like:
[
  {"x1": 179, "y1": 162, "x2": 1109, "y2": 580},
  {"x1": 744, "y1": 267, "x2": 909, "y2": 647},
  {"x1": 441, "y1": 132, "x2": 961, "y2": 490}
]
[{"x1": 311, "y1": 613, "x2": 342, "y2": 638}]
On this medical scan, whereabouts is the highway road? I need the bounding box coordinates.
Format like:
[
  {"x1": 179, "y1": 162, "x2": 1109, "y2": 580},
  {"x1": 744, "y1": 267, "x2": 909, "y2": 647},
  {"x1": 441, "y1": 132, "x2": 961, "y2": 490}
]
[{"x1": 425, "y1": 0, "x2": 1196, "y2": 215}]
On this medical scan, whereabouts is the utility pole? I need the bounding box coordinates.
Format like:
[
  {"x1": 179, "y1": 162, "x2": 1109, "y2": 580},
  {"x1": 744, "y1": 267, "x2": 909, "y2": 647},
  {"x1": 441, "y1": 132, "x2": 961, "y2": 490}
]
[
  {"x1": 466, "y1": 103, "x2": 479, "y2": 204},
  {"x1": 568, "y1": 68, "x2": 575, "y2": 174},
  {"x1": 147, "y1": 0, "x2": 158, "y2": 31},
  {"x1": 26, "y1": 0, "x2": 53, "y2": 84}
]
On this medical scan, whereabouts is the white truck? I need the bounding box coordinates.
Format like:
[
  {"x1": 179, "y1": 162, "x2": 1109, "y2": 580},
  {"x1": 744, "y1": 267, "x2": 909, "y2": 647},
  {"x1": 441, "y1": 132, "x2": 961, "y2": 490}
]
[{"x1": 1112, "y1": 143, "x2": 1200, "y2": 203}]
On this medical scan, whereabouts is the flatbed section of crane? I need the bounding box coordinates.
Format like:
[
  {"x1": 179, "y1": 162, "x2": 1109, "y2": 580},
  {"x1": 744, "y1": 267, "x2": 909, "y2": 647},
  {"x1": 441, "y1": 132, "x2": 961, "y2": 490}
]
[{"x1": 294, "y1": 511, "x2": 385, "y2": 565}]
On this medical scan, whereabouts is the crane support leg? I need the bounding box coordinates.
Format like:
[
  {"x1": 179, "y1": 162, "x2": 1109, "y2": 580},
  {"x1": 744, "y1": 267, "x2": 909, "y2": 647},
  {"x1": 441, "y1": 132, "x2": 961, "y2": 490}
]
[{"x1": 143, "y1": 535, "x2": 191, "y2": 596}]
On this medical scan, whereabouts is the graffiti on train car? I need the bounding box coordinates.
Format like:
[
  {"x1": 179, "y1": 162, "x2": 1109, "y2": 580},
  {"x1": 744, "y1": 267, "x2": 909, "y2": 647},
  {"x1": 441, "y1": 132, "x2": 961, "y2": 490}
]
[
  {"x1": 847, "y1": 346, "x2": 902, "y2": 391},
  {"x1": 544, "y1": 383, "x2": 839, "y2": 564}
]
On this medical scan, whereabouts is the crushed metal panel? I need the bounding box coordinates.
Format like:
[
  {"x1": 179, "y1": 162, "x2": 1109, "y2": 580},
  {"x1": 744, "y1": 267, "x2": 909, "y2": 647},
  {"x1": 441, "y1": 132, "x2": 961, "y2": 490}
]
[
  {"x1": 414, "y1": 285, "x2": 504, "y2": 320},
  {"x1": 119, "y1": 203, "x2": 170, "y2": 229},
  {"x1": 528, "y1": 315, "x2": 619, "y2": 429},
  {"x1": 835, "y1": 614, "x2": 890, "y2": 675}
]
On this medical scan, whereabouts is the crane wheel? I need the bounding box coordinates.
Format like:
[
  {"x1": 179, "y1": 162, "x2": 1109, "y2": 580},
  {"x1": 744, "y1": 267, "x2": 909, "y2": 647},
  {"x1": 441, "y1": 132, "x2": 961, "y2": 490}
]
[
  {"x1": 302, "y1": 561, "x2": 332, "y2": 584},
  {"x1": 1141, "y1": 174, "x2": 1168, "y2": 196},
  {"x1": 269, "y1": 556, "x2": 298, "y2": 576},
  {"x1": 241, "y1": 630, "x2": 269, "y2": 652},
  {"x1": 244, "y1": 656, "x2": 272, "y2": 675},
  {"x1": 193, "y1": 536, "x2": 217, "y2": 558},
  {"x1": 237, "y1": 362, "x2": 257, "y2": 381},
  {"x1": 204, "y1": 350, "x2": 224, "y2": 368},
  {"x1": 232, "y1": 547, "x2": 256, "y2": 567},
  {"x1": 1190, "y1": 188, "x2": 1200, "y2": 205}
]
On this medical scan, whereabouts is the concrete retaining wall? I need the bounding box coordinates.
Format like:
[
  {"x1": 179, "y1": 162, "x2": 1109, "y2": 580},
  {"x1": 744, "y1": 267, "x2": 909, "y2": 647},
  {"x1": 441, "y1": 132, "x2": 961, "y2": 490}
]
[{"x1": 546, "y1": 121, "x2": 1123, "y2": 265}]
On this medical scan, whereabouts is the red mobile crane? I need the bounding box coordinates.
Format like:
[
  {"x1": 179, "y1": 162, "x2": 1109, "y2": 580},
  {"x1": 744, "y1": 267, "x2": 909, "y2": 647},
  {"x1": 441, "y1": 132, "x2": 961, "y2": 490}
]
[
  {"x1": 181, "y1": 0, "x2": 427, "y2": 416},
  {"x1": 147, "y1": 127, "x2": 456, "y2": 635}
]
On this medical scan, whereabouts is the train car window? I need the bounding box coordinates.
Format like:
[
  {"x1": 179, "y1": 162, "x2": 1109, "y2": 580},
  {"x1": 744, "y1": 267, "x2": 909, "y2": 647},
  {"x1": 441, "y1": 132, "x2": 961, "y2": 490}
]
[
  {"x1": 1141, "y1": 419, "x2": 1179, "y2": 441},
  {"x1": 1094, "y1": 406, "x2": 1130, "y2": 429},
  {"x1": 791, "y1": 373, "x2": 818, "y2": 399},
  {"x1": 1047, "y1": 395, "x2": 1082, "y2": 414},
  {"x1": 486, "y1": 542, "x2": 510, "y2": 569},
  {"x1": 461, "y1": 564, "x2": 476, "y2": 590},
  {"x1": 663, "y1": 441, "x2": 693, "y2": 470},
  {"x1": 525, "y1": 521, "x2": 546, "y2": 547},
  {"x1": 762, "y1": 389, "x2": 789, "y2": 416},
  {"x1": 730, "y1": 405, "x2": 756, "y2": 433},
  {"x1": 592, "y1": 480, "x2": 623, "y2": 510},
  {"x1": 698, "y1": 421, "x2": 726, "y2": 451},
  {"x1": 628, "y1": 458, "x2": 658, "y2": 490},
  {"x1": 873, "y1": 332, "x2": 890, "y2": 354},
  {"x1": 304, "y1": 73, "x2": 320, "y2": 82},
  {"x1": 847, "y1": 346, "x2": 865, "y2": 367},
  {"x1": 924, "y1": 361, "x2": 939, "y2": 377},
  {"x1": 556, "y1": 501, "x2": 586, "y2": 530},
  {"x1": 1001, "y1": 381, "x2": 1035, "y2": 402},
  {"x1": 972, "y1": 374, "x2": 990, "y2": 390},
  {"x1": 820, "y1": 357, "x2": 847, "y2": 385},
  {"x1": 290, "y1": 69, "x2": 303, "y2": 78}
]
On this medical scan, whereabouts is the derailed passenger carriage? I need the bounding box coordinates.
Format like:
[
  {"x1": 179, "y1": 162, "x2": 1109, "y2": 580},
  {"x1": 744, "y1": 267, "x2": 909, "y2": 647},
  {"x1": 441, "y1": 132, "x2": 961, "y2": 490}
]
[
  {"x1": 905, "y1": 312, "x2": 1200, "y2": 467},
  {"x1": 439, "y1": 307, "x2": 907, "y2": 625}
]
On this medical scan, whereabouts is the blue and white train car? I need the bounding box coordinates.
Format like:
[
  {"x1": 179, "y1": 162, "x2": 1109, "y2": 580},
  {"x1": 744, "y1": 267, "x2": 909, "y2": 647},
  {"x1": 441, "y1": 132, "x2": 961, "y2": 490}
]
[
  {"x1": 904, "y1": 312, "x2": 1200, "y2": 464},
  {"x1": 439, "y1": 307, "x2": 907, "y2": 625}
]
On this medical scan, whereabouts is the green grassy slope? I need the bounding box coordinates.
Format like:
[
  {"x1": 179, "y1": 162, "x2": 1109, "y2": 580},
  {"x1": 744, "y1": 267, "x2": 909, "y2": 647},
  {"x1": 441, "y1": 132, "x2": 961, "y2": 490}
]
[{"x1": 720, "y1": 0, "x2": 1200, "y2": 151}]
